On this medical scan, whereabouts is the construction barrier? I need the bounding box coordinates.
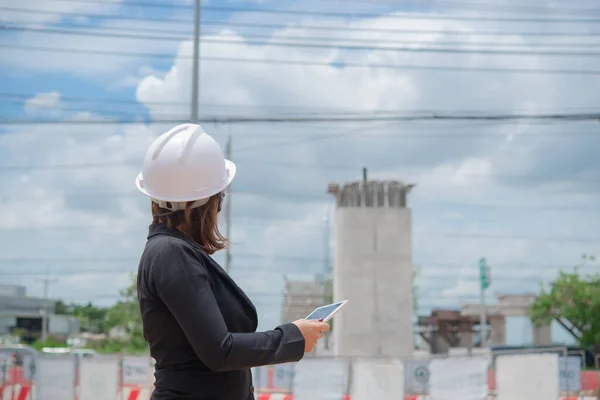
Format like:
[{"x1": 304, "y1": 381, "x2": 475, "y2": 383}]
[{"x1": 1, "y1": 350, "x2": 599, "y2": 399}]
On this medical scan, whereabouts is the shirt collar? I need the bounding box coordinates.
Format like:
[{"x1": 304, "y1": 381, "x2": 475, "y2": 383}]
[{"x1": 147, "y1": 222, "x2": 186, "y2": 240}]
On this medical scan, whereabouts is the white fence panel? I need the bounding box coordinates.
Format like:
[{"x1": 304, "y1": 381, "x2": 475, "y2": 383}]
[
  {"x1": 404, "y1": 359, "x2": 429, "y2": 394},
  {"x1": 559, "y1": 356, "x2": 581, "y2": 393},
  {"x1": 35, "y1": 354, "x2": 76, "y2": 400},
  {"x1": 351, "y1": 359, "x2": 404, "y2": 400},
  {"x1": 122, "y1": 356, "x2": 151, "y2": 386},
  {"x1": 253, "y1": 364, "x2": 294, "y2": 391},
  {"x1": 496, "y1": 353, "x2": 559, "y2": 400},
  {"x1": 79, "y1": 356, "x2": 119, "y2": 400},
  {"x1": 0, "y1": 354, "x2": 9, "y2": 386},
  {"x1": 293, "y1": 359, "x2": 347, "y2": 400},
  {"x1": 429, "y1": 356, "x2": 488, "y2": 400},
  {"x1": 272, "y1": 364, "x2": 294, "y2": 391}
]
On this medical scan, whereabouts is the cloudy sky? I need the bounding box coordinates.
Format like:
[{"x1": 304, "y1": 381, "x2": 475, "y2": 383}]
[{"x1": 1, "y1": 0, "x2": 599, "y2": 346}]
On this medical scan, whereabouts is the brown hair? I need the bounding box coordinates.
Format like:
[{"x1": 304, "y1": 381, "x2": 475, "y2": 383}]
[{"x1": 151, "y1": 194, "x2": 227, "y2": 255}]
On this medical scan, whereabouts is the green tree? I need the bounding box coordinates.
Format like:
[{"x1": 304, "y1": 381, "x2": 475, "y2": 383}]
[
  {"x1": 530, "y1": 269, "x2": 600, "y2": 354},
  {"x1": 102, "y1": 273, "x2": 147, "y2": 353},
  {"x1": 54, "y1": 300, "x2": 70, "y2": 315},
  {"x1": 54, "y1": 299, "x2": 109, "y2": 333}
]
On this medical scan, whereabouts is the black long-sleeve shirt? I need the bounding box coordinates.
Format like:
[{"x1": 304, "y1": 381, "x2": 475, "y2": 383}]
[{"x1": 137, "y1": 223, "x2": 306, "y2": 400}]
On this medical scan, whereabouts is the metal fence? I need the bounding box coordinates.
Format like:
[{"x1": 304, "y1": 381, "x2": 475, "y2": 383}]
[{"x1": 0, "y1": 349, "x2": 599, "y2": 400}]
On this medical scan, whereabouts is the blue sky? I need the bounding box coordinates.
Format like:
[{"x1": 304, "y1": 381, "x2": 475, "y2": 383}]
[{"x1": 1, "y1": 0, "x2": 600, "y2": 347}]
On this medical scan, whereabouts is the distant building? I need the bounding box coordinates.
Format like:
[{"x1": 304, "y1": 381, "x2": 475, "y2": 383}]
[
  {"x1": 280, "y1": 278, "x2": 331, "y2": 357},
  {"x1": 280, "y1": 279, "x2": 325, "y2": 323},
  {"x1": 0, "y1": 284, "x2": 79, "y2": 341}
]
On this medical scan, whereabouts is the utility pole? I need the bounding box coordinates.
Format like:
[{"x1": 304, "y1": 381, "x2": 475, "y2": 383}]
[
  {"x1": 324, "y1": 203, "x2": 331, "y2": 282},
  {"x1": 478, "y1": 257, "x2": 491, "y2": 347},
  {"x1": 322, "y1": 202, "x2": 332, "y2": 350},
  {"x1": 190, "y1": 0, "x2": 201, "y2": 122},
  {"x1": 224, "y1": 132, "x2": 232, "y2": 273},
  {"x1": 38, "y1": 277, "x2": 57, "y2": 343}
]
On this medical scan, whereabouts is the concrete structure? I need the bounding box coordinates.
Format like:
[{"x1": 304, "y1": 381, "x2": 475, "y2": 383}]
[
  {"x1": 461, "y1": 293, "x2": 552, "y2": 346},
  {"x1": 417, "y1": 310, "x2": 478, "y2": 354},
  {"x1": 0, "y1": 284, "x2": 79, "y2": 340},
  {"x1": 328, "y1": 179, "x2": 415, "y2": 358}
]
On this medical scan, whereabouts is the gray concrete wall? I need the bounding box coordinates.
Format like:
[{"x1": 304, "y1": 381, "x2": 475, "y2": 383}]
[{"x1": 333, "y1": 205, "x2": 414, "y2": 358}]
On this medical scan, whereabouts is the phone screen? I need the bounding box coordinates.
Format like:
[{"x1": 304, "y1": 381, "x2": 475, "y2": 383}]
[{"x1": 306, "y1": 301, "x2": 345, "y2": 320}]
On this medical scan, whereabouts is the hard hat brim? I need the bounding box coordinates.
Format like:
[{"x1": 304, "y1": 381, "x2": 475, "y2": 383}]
[{"x1": 135, "y1": 159, "x2": 236, "y2": 203}]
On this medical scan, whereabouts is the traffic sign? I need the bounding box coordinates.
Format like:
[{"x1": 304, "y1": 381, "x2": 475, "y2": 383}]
[{"x1": 479, "y1": 258, "x2": 491, "y2": 290}]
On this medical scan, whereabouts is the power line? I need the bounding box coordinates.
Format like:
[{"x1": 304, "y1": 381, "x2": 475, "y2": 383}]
[
  {"x1": 0, "y1": 114, "x2": 596, "y2": 140},
  {"x1": 6, "y1": 25, "x2": 600, "y2": 58},
  {"x1": 6, "y1": 22, "x2": 600, "y2": 51},
  {"x1": 55, "y1": 291, "x2": 482, "y2": 309},
  {"x1": 0, "y1": 257, "x2": 592, "y2": 272},
  {"x1": 1, "y1": 157, "x2": 600, "y2": 186},
  {"x1": 5, "y1": 91, "x2": 595, "y2": 115},
  {"x1": 0, "y1": 21, "x2": 596, "y2": 48},
  {"x1": 32, "y1": 0, "x2": 600, "y2": 23},
  {"x1": 3, "y1": 44, "x2": 600, "y2": 77},
  {"x1": 3, "y1": 91, "x2": 600, "y2": 123},
  {"x1": 0, "y1": 253, "x2": 325, "y2": 264},
  {"x1": 1, "y1": 107, "x2": 599, "y2": 125},
  {"x1": 0, "y1": 222, "x2": 599, "y2": 242},
  {"x1": 10, "y1": 96, "x2": 596, "y2": 122},
  {"x1": 11, "y1": 0, "x2": 600, "y2": 19},
  {"x1": 2, "y1": 189, "x2": 600, "y2": 213},
  {"x1": 329, "y1": 0, "x2": 600, "y2": 16},
  {"x1": 4, "y1": 7, "x2": 600, "y2": 37},
  {"x1": 0, "y1": 267, "x2": 571, "y2": 283}
]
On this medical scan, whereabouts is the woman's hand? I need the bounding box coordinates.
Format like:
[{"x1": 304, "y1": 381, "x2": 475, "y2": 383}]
[{"x1": 292, "y1": 319, "x2": 331, "y2": 352}]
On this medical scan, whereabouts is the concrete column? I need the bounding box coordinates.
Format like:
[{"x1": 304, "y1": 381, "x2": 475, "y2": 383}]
[
  {"x1": 459, "y1": 320, "x2": 473, "y2": 348},
  {"x1": 532, "y1": 323, "x2": 552, "y2": 346},
  {"x1": 459, "y1": 333, "x2": 473, "y2": 348},
  {"x1": 489, "y1": 315, "x2": 506, "y2": 346}
]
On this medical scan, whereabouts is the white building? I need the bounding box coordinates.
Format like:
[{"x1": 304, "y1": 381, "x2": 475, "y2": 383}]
[
  {"x1": 0, "y1": 284, "x2": 79, "y2": 340},
  {"x1": 328, "y1": 179, "x2": 415, "y2": 359}
]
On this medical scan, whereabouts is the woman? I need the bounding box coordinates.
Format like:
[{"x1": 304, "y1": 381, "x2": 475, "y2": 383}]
[{"x1": 134, "y1": 123, "x2": 330, "y2": 400}]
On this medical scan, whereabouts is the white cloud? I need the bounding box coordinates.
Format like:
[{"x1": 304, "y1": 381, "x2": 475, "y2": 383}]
[
  {"x1": 1, "y1": 1, "x2": 600, "y2": 334},
  {"x1": 0, "y1": 0, "x2": 124, "y2": 25},
  {"x1": 24, "y1": 91, "x2": 61, "y2": 110}
]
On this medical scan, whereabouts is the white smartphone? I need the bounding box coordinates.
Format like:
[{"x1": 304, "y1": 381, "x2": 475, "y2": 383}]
[{"x1": 305, "y1": 300, "x2": 348, "y2": 322}]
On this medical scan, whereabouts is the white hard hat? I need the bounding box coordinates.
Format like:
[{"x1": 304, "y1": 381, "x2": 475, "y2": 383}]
[{"x1": 135, "y1": 123, "x2": 236, "y2": 211}]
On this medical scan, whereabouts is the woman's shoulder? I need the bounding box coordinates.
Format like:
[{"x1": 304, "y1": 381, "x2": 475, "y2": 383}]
[
  {"x1": 142, "y1": 234, "x2": 214, "y2": 285},
  {"x1": 146, "y1": 233, "x2": 207, "y2": 263}
]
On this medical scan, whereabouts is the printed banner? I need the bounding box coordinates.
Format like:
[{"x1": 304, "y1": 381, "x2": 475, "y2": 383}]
[
  {"x1": 272, "y1": 363, "x2": 294, "y2": 391},
  {"x1": 293, "y1": 358, "x2": 347, "y2": 400},
  {"x1": 35, "y1": 355, "x2": 76, "y2": 400},
  {"x1": 559, "y1": 356, "x2": 581, "y2": 393},
  {"x1": 404, "y1": 359, "x2": 430, "y2": 394},
  {"x1": 351, "y1": 359, "x2": 405, "y2": 400},
  {"x1": 122, "y1": 356, "x2": 151, "y2": 386},
  {"x1": 429, "y1": 356, "x2": 488, "y2": 400},
  {"x1": 496, "y1": 353, "x2": 559, "y2": 400},
  {"x1": 252, "y1": 364, "x2": 294, "y2": 391},
  {"x1": 79, "y1": 356, "x2": 120, "y2": 400}
]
